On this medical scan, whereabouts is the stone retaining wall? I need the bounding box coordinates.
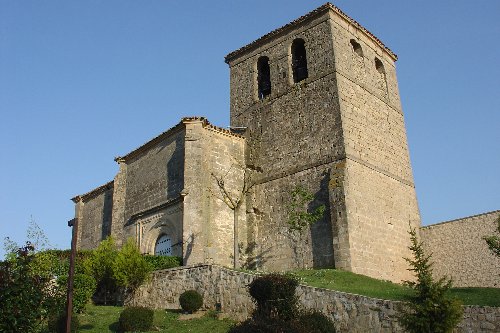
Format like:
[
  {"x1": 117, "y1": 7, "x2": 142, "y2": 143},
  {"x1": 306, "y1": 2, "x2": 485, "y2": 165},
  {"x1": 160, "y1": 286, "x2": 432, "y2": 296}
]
[{"x1": 127, "y1": 265, "x2": 500, "y2": 332}]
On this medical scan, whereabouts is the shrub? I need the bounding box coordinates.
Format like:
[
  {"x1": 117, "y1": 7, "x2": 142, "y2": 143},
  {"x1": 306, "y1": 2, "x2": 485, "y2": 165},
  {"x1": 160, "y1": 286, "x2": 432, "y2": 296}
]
[
  {"x1": 144, "y1": 255, "x2": 182, "y2": 270},
  {"x1": 58, "y1": 273, "x2": 97, "y2": 313},
  {"x1": 113, "y1": 239, "x2": 152, "y2": 291},
  {"x1": 229, "y1": 311, "x2": 336, "y2": 333},
  {"x1": 248, "y1": 273, "x2": 299, "y2": 320},
  {"x1": 179, "y1": 290, "x2": 203, "y2": 313},
  {"x1": 294, "y1": 310, "x2": 336, "y2": 333},
  {"x1": 399, "y1": 226, "x2": 463, "y2": 333},
  {"x1": 229, "y1": 318, "x2": 295, "y2": 333},
  {"x1": 83, "y1": 237, "x2": 118, "y2": 305},
  {"x1": 232, "y1": 274, "x2": 336, "y2": 333},
  {"x1": 48, "y1": 312, "x2": 79, "y2": 333},
  {"x1": 119, "y1": 306, "x2": 154, "y2": 332},
  {"x1": 0, "y1": 242, "x2": 64, "y2": 333}
]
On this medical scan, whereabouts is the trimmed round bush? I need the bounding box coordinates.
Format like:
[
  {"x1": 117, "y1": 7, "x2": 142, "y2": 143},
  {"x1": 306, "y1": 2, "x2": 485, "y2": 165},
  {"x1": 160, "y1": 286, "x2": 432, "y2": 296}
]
[
  {"x1": 119, "y1": 306, "x2": 154, "y2": 332},
  {"x1": 248, "y1": 273, "x2": 299, "y2": 320},
  {"x1": 48, "y1": 312, "x2": 79, "y2": 333},
  {"x1": 179, "y1": 290, "x2": 203, "y2": 313}
]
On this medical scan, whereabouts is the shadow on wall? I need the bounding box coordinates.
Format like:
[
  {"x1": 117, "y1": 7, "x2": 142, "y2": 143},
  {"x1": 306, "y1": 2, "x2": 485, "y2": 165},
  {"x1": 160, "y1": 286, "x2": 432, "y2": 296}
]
[
  {"x1": 183, "y1": 232, "x2": 196, "y2": 264},
  {"x1": 310, "y1": 170, "x2": 335, "y2": 268},
  {"x1": 166, "y1": 135, "x2": 185, "y2": 200},
  {"x1": 101, "y1": 188, "x2": 113, "y2": 241},
  {"x1": 242, "y1": 241, "x2": 272, "y2": 269}
]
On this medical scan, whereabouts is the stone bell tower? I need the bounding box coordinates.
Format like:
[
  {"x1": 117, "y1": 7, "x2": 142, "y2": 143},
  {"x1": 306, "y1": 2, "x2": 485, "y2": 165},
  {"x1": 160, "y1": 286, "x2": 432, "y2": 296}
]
[{"x1": 225, "y1": 3, "x2": 420, "y2": 282}]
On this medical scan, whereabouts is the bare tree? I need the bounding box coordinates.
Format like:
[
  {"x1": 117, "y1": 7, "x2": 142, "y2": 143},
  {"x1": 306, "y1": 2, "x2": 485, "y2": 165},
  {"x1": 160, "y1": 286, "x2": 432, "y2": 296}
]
[{"x1": 209, "y1": 164, "x2": 256, "y2": 269}]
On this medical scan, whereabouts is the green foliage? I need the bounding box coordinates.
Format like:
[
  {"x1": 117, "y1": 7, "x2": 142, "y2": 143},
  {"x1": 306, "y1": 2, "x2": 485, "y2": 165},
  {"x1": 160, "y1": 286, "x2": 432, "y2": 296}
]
[
  {"x1": 229, "y1": 309, "x2": 336, "y2": 333},
  {"x1": 83, "y1": 237, "x2": 119, "y2": 305},
  {"x1": 483, "y1": 216, "x2": 500, "y2": 257},
  {"x1": 113, "y1": 238, "x2": 152, "y2": 290},
  {"x1": 399, "y1": 226, "x2": 463, "y2": 333},
  {"x1": 248, "y1": 273, "x2": 299, "y2": 321},
  {"x1": 0, "y1": 242, "x2": 64, "y2": 333},
  {"x1": 3, "y1": 219, "x2": 51, "y2": 262},
  {"x1": 295, "y1": 310, "x2": 336, "y2": 332},
  {"x1": 48, "y1": 312, "x2": 79, "y2": 333},
  {"x1": 179, "y1": 290, "x2": 204, "y2": 313},
  {"x1": 118, "y1": 306, "x2": 154, "y2": 332},
  {"x1": 229, "y1": 318, "x2": 296, "y2": 333},
  {"x1": 58, "y1": 274, "x2": 97, "y2": 313},
  {"x1": 294, "y1": 268, "x2": 500, "y2": 306},
  {"x1": 287, "y1": 186, "x2": 325, "y2": 232},
  {"x1": 84, "y1": 237, "x2": 117, "y2": 285},
  {"x1": 2, "y1": 237, "x2": 18, "y2": 261},
  {"x1": 144, "y1": 254, "x2": 182, "y2": 270},
  {"x1": 83, "y1": 238, "x2": 152, "y2": 304},
  {"x1": 78, "y1": 304, "x2": 235, "y2": 333}
]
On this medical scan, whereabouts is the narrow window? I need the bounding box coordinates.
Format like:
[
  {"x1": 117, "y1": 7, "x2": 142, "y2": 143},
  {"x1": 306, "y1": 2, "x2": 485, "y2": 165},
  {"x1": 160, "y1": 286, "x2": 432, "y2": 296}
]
[
  {"x1": 291, "y1": 39, "x2": 308, "y2": 83},
  {"x1": 155, "y1": 234, "x2": 172, "y2": 256},
  {"x1": 350, "y1": 39, "x2": 363, "y2": 57},
  {"x1": 375, "y1": 57, "x2": 385, "y2": 74},
  {"x1": 257, "y1": 56, "x2": 271, "y2": 100}
]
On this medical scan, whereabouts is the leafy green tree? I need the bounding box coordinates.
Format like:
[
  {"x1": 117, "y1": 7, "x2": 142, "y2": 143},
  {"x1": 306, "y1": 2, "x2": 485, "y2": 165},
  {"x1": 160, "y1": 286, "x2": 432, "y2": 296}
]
[
  {"x1": 3, "y1": 219, "x2": 51, "y2": 262},
  {"x1": 287, "y1": 186, "x2": 325, "y2": 232},
  {"x1": 83, "y1": 237, "x2": 118, "y2": 304},
  {"x1": 113, "y1": 238, "x2": 152, "y2": 292},
  {"x1": 0, "y1": 242, "x2": 64, "y2": 333},
  {"x1": 399, "y1": 226, "x2": 463, "y2": 333},
  {"x1": 483, "y1": 215, "x2": 500, "y2": 257},
  {"x1": 57, "y1": 274, "x2": 96, "y2": 313}
]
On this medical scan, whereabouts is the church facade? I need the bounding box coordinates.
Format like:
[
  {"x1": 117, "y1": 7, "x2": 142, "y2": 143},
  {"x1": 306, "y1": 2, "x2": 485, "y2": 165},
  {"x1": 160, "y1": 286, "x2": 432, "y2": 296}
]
[{"x1": 71, "y1": 3, "x2": 499, "y2": 285}]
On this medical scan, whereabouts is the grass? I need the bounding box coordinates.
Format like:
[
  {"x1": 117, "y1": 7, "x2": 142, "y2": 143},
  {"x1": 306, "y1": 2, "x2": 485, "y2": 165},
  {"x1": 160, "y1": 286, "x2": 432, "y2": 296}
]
[
  {"x1": 294, "y1": 269, "x2": 412, "y2": 301},
  {"x1": 293, "y1": 268, "x2": 500, "y2": 307},
  {"x1": 76, "y1": 304, "x2": 234, "y2": 333}
]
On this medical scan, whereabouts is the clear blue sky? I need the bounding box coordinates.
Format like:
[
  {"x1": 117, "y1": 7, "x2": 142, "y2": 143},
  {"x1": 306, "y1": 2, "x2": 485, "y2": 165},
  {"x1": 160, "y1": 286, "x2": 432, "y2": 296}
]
[{"x1": 1, "y1": 1, "x2": 499, "y2": 257}]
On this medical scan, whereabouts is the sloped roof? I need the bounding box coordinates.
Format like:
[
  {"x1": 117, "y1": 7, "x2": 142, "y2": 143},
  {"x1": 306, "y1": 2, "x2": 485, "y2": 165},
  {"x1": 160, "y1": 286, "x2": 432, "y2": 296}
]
[
  {"x1": 114, "y1": 117, "x2": 244, "y2": 163},
  {"x1": 71, "y1": 180, "x2": 114, "y2": 203},
  {"x1": 225, "y1": 2, "x2": 397, "y2": 64}
]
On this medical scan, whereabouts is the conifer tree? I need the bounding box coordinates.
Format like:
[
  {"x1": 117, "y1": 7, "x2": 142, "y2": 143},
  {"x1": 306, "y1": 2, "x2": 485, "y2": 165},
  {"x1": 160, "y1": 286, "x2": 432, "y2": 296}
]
[{"x1": 399, "y1": 226, "x2": 463, "y2": 333}]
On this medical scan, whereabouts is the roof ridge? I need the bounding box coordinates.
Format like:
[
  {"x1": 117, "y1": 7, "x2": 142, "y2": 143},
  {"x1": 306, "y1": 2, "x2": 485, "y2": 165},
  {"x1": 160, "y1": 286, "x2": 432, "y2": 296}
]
[
  {"x1": 72, "y1": 180, "x2": 114, "y2": 203},
  {"x1": 225, "y1": 2, "x2": 396, "y2": 64},
  {"x1": 114, "y1": 117, "x2": 244, "y2": 163}
]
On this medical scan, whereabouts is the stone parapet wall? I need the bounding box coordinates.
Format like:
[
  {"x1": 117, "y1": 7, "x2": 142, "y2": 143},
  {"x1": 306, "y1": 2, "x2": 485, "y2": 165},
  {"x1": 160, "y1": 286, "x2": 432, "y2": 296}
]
[
  {"x1": 421, "y1": 210, "x2": 500, "y2": 288},
  {"x1": 127, "y1": 264, "x2": 500, "y2": 332}
]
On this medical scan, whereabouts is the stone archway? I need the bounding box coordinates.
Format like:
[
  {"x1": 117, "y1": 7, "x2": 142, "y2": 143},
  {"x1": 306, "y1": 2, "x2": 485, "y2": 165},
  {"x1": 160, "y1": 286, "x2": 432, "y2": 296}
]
[{"x1": 154, "y1": 234, "x2": 172, "y2": 256}]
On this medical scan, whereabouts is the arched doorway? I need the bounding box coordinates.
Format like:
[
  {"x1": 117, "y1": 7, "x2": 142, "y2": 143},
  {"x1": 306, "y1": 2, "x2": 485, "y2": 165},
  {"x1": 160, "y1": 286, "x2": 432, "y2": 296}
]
[{"x1": 154, "y1": 234, "x2": 172, "y2": 256}]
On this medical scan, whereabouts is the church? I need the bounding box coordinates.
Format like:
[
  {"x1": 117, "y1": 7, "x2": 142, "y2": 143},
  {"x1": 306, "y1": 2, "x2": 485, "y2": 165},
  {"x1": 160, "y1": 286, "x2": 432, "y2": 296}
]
[{"x1": 71, "y1": 3, "x2": 499, "y2": 286}]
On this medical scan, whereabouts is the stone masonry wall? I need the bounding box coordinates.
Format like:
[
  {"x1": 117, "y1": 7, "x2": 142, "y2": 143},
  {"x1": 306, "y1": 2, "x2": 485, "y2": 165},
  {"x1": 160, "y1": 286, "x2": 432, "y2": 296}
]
[
  {"x1": 421, "y1": 211, "x2": 500, "y2": 288},
  {"x1": 228, "y1": 11, "x2": 344, "y2": 273},
  {"x1": 128, "y1": 265, "x2": 500, "y2": 333},
  {"x1": 249, "y1": 162, "x2": 335, "y2": 271},
  {"x1": 330, "y1": 11, "x2": 420, "y2": 282},
  {"x1": 340, "y1": 159, "x2": 420, "y2": 282},
  {"x1": 182, "y1": 119, "x2": 245, "y2": 267},
  {"x1": 76, "y1": 186, "x2": 113, "y2": 250},
  {"x1": 111, "y1": 128, "x2": 185, "y2": 246},
  {"x1": 123, "y1": 129, "x2": 185, "y2": 224},
  {"x1": 227, "y1": 7, "x2": 421, "y2": 283}
]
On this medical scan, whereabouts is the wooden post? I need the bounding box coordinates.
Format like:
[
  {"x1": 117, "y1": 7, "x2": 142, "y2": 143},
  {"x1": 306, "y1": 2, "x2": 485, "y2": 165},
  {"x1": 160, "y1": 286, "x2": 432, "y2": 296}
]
[{"x1": 66, "y1": 218, "x2": 78, "y2": 333}]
